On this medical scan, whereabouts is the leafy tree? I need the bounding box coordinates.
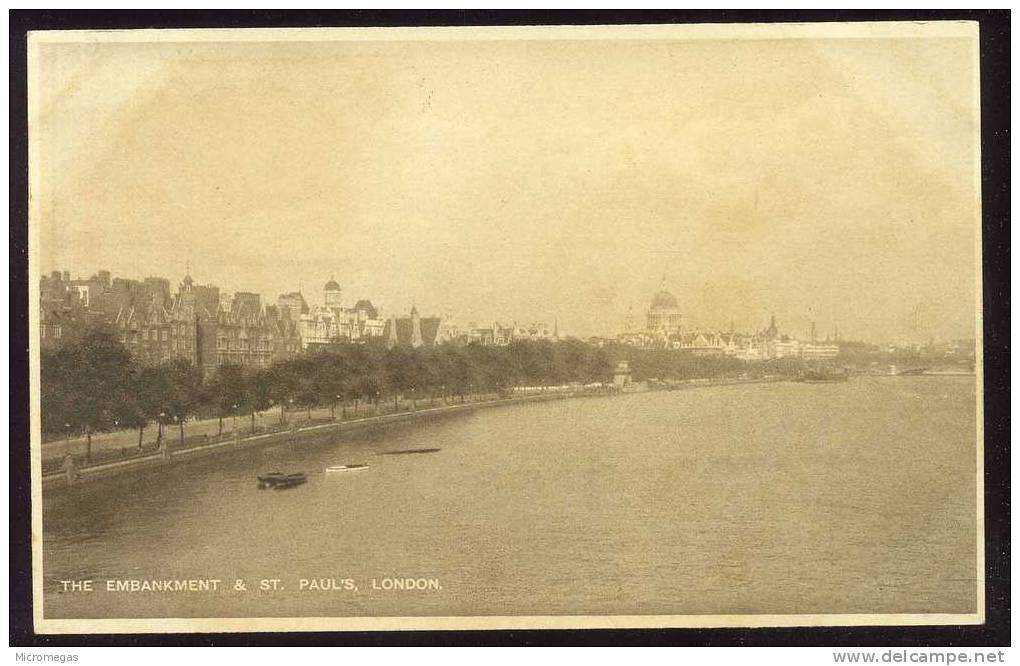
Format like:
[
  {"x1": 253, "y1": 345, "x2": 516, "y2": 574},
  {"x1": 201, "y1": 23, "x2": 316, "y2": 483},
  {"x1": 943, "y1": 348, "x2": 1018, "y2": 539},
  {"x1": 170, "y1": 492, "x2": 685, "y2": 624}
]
[
  {"x1": 247, "y1": 367, "x2": 276, "y2": 432},
  {"x1": 311, "y1": 352, "x2": 347, "y2": 420},
  {"x1": 290, "y1": 356, "x2": 319, "y2": 420},
  {"x1": 116, "y1": 365, "x2": 169, "y2": 448},
  {"x1": 265, "y1": 363, "x2": 299, "y2": 423},
  {"x1": 40, "y1": 325, "x2": 135, "y2": 459},
  {"x1": 40, "y1": 348, "x2": 76, "y2": 437},
  {"x1": 207, "y1": 364, "x2": 248, "y2": 435},
  {"x1": 164, "y1": 359, "x2": 203, "y2": 446}
]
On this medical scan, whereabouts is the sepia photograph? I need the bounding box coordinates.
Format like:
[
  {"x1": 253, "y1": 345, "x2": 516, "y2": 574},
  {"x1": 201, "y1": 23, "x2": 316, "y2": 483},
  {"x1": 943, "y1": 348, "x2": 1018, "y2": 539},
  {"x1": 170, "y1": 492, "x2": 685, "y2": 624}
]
[{"x1": 20, "y1": 18, "x2": 992, "y2": 636}]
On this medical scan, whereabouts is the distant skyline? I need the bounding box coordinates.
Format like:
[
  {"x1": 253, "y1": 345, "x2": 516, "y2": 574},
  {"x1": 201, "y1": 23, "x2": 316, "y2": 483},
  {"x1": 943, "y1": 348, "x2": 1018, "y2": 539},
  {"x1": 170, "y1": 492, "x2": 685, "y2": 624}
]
[
  {"x1": 32, "y1": 27, "x2": 980, "y2": 344},
  {"x1": 40, "y1": 261, "x2": 968, "y2": 346}
]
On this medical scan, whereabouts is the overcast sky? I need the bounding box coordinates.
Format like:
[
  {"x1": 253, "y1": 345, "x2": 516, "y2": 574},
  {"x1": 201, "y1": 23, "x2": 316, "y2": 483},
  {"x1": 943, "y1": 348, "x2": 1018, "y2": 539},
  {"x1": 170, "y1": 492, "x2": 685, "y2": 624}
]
[{"x1": 32, "y1": 26, "x2": 980, "y2": 343}]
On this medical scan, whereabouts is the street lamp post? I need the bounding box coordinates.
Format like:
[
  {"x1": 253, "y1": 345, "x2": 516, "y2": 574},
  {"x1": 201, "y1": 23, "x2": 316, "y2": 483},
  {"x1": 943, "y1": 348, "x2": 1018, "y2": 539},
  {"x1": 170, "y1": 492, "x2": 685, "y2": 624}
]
[{"x1": 269, "y1": 395, "x2": 281, "y2": 426}]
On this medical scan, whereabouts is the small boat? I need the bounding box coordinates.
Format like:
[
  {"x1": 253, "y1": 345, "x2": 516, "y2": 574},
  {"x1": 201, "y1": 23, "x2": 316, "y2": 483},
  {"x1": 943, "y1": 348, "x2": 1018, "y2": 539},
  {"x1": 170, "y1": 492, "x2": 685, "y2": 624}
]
[
  {"x1": 257, "y1": 472, "x2": 286, "y2": 488},
  {"x1": 258, "y1": 472, "x2": 306, "y2": 489},
  {"x1": 379, "y1": 447, "x2": 442, "y2": 456},
  {"x1": 325, "y1": 464, "x2": 369, "y2": 473},
  {"x1": 272, "y1": 473, "x2": 307, "y2": 490}
]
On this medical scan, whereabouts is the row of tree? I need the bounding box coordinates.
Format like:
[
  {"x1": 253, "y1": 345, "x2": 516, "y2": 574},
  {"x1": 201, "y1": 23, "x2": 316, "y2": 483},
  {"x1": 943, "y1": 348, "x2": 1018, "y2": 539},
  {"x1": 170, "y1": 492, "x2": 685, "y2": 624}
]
[
  {"x1": 40, "y1": 326, "x2": 617, "y2": 457},
  {"x1": 41, "y1": 328, "x2": 204, "y2": 457},
  {"x1": 41, "y1": 325, "x2": 809, "y2": 459}
]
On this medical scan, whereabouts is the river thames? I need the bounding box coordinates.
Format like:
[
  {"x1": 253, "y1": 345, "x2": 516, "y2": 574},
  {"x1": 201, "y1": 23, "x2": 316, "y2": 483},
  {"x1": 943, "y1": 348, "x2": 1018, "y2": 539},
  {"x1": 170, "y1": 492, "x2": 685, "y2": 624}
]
[{"x1": 42, "y1": 376, "x2": 977, "y2": 619}]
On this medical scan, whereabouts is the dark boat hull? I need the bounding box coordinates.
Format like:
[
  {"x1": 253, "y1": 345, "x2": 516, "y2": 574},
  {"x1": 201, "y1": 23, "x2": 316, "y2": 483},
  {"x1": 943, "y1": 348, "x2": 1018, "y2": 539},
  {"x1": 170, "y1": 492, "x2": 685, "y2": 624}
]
[
  {"x1": 379, "y1": 448, "x2": 442, "y2": 456},
  {"x1": 272, "y1": 477, "x2": 307, "y2": 490},
  {"x1": 258, "y1": 472, "x2": 307, "y2": 489}
]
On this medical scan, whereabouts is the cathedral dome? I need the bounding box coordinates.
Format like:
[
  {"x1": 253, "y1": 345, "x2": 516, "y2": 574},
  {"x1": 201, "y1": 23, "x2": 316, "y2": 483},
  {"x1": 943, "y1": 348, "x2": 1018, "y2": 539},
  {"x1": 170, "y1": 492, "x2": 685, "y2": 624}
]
[
  {"x1": 650, "y1": 290, "x2": 679, "y2": 310},
  {"x1": 324, "y1": 279, "x2": 340, "y2": 292}
]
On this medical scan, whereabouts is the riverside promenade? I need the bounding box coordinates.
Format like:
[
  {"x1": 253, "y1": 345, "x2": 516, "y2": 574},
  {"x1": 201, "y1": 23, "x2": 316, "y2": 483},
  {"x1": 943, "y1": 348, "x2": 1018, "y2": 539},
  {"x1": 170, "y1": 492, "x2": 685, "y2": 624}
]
[
  {"x1": 41, "y1": 398, "x2": 436, "y2": 460},
  {"x1": 40, "y1": 390, "x2": 578, "y2": 489},
  {"x1": 40, "y1": 376, "x2": 789, "y2": 490}
]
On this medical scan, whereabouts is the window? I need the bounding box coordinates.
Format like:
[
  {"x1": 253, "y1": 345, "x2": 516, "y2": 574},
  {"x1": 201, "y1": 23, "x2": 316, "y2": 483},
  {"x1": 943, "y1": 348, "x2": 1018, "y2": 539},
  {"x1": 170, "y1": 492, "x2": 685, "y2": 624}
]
[{"x1": 162, "y1": 330, "x2": 168, "y2": 341}]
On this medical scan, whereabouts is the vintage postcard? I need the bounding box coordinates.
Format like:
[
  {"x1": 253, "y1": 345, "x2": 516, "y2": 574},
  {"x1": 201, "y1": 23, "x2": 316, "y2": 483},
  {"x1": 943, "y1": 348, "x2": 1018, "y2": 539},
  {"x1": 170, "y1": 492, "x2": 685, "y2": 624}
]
[{"x1": 27, "y1": 21, "x2": 983, "y2": 634}]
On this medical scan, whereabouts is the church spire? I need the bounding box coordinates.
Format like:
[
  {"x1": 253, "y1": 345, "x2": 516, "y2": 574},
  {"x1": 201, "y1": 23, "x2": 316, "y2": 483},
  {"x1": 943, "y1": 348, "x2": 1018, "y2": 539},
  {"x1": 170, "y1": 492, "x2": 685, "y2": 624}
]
[{"x1": 410, "y1": 305, "x2": 422, "y2": 348}]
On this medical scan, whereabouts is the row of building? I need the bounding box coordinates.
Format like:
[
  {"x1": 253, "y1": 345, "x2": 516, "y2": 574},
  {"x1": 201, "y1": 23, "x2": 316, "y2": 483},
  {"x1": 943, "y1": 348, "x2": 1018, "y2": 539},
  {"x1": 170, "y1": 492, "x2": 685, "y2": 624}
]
[
  {"x1": 40, "y1": 270, "x2": 306, "y2": 376},
  {"x1": 41, "y1": 270, "x2": 841, "y2": 375},
  {"x1": 615, "y1": 287, "x2": 841, "y2": 361},
  {"x1": 39, "y1": 269, "x2": 561, "y2": 375}
]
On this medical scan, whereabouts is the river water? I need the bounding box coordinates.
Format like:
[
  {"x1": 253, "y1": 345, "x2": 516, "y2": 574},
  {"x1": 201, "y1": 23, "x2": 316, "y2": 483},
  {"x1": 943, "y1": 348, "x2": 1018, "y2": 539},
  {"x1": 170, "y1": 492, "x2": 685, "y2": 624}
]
[{"x1": 42, "y1": 376, "x2": 977, "y2": 619}]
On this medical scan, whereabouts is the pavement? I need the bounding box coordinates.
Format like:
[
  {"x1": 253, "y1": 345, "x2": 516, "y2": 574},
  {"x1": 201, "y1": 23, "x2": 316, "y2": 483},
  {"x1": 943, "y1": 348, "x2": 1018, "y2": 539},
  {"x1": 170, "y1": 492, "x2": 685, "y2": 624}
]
[{"x1": 40, "y1": 396, "x2": 474, "y2": 461}]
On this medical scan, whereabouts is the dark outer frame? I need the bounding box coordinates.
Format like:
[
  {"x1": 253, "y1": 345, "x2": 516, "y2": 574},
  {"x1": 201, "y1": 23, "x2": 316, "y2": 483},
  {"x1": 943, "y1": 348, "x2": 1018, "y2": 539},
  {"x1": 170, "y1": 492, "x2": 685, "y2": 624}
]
[{"x1": 8, "y1": 8, "x2": 1010, "y2": 647}]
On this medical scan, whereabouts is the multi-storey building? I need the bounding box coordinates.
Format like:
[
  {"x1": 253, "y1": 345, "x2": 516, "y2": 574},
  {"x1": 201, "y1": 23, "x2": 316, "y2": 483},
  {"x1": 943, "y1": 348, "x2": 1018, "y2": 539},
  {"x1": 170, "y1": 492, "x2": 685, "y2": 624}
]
[
  {"x1": 276, "y1": 291, "x2": 309, "y2": 322},
  {"x1": 39, "y1": 270, "x2": 112, "y2": 349},
  {"x1": 113, "y1": 288, "x2": 198, "y2": 366},
  {"x1": 293, "y1": 279, "x2": 388, "y2": 349},
  {"x1": 41, "y1": 269, "x2": 302, "y2": 375}
]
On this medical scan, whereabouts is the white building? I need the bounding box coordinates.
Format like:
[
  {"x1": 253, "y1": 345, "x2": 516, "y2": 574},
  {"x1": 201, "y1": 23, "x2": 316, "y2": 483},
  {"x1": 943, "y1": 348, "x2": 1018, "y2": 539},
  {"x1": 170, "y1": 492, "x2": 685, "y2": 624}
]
[
  {"x1": 800, "y1": 343, "x2": 840, "y2": 360},
  {"x1": 464, "y1": 321, "x2": 558, "y2": 346},
  {"x1": 617, "y1": 301, "x2": 844, "y2": 363},
  {"x1": 295, "y1": 278, "x2": 386, "y2": 348}
]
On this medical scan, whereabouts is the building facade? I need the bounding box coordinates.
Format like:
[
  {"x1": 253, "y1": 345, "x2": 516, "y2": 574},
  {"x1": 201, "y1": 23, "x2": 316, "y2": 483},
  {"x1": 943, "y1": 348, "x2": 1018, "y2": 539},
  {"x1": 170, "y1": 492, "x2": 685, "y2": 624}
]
[
  {"x1": 41, "y1": 269, "x2": 302, "y2": 375},
  {"x1": 291, "y1": 279, "x2": 388, "y2": 349},
  {"x1": 617, "y1": 285, "x2": 844, "y2": 362}
]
